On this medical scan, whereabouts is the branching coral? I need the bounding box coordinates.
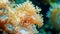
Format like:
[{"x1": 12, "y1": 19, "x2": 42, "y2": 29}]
[{"x1": 0, "y1": 0, "x2": 43, "y2": 34}]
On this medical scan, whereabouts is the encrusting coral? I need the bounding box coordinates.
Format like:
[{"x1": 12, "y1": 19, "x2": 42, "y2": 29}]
[{"x1": 0, "y1": 0, "x2": 43, "y2": 34}]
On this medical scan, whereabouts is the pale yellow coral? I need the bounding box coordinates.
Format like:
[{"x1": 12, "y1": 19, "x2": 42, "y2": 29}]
[
  {"x1": 0, "y1": 0, "x2": 9, "y2": 4},
  {"x1": 0, "y1": 0, "x2": 43, "y2": 34},
  {"x1": 16, "y1": 1, "x2": 43, "y2": 27}
]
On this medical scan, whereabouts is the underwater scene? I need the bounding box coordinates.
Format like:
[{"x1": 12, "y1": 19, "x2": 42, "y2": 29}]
[{"x1": 0, "y1": 0, "x2": 60, "y2": 34}]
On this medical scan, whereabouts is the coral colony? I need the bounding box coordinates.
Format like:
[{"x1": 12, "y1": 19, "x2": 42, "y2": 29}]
[
  {"x1": 47, "y1": 2, "x2": 60, "y2": 31},
  {"x1": 0, "y1": 0, "x2": 43, "y2": 34},
  {"x1": 50, "y1": 8, "x2": 60, "y2": 31}
]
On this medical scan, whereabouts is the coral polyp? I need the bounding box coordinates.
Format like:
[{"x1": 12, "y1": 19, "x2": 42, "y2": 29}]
[{"x1": 0, "y1": 0, "x2": 43, "y2": 34}]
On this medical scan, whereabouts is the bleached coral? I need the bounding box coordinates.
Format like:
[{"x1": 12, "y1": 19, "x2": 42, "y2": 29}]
[{"x1": 0, "y1": 0, "x2": 43, "y2": 34}]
